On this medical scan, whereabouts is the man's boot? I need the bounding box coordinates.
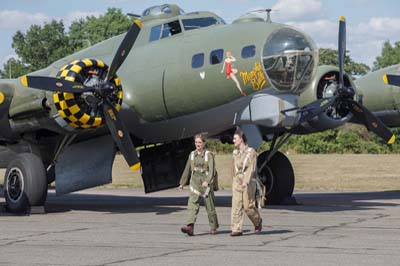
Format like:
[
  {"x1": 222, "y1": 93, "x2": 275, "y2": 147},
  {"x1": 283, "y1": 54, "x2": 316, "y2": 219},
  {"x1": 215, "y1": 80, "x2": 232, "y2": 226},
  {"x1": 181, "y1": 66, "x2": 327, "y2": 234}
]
[
  {"x1": 230, "y1": 231, "x2": 243, "y2": 237},
  {"x1": 181, "y1": 224, "x2": 194, "y2": 236},
  {"x1": 255, "y1": 219, "x2": 262, "y2": 234}
]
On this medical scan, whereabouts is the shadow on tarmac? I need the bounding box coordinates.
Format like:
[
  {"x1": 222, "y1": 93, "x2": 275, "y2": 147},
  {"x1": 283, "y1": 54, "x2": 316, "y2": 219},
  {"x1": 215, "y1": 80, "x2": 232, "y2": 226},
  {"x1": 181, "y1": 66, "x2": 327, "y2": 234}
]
[
  {"x1": 193, "y1": 229, "x2": 293, "y2": 237},
  {"x1": 277, "y1": 190, "x2": 400, "y2": 212},
  {"x1": 0, "y1": 187, "x2": 400, "y2": 214}
]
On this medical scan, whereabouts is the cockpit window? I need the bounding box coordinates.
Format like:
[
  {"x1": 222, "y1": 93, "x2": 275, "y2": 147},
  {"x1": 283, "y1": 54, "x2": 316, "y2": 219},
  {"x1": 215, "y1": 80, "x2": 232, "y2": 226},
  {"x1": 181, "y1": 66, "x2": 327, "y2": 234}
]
[
  {"x1": 143, "y1": 4, "x2": 184, "y2": 17},
  {"x1": 182, "y1": 17, "x2": 222, "y2": 31},
  {"x1": 143, "y1": 6, "x2": 162, "y2": 16},
  {"x1": 150, "y1": 21, "x2": 182, "y2": 42},
  {"x1": 149, "y1": 25, "x2": 162, "y2": 42},
  {"x1": 179, "y1": 8, "x2": 186, "y2": 15},
  {"x1": 161, "y1": 20, "x2": 182, "y2": 38},
  {"x1": 262, "y1": 27, "x2": 318, "y2": 93},
  {"x1": 161, "y1": 5, "x2": 172, "y2": 14}
]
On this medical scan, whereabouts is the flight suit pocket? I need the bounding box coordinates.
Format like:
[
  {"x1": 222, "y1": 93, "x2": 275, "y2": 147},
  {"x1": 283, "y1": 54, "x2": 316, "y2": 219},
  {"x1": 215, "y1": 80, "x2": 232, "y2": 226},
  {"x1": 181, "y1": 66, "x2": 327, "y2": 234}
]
[{"x1": 246, "y1": 180, "x2": 257, "y2": 208}]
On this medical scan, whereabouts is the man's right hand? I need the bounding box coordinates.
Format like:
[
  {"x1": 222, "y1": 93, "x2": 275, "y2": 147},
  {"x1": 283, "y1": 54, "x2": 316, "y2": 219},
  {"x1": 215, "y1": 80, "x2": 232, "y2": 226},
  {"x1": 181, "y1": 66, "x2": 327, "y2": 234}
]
[{"x1": 179, "y1": 185, "x2": 183, "y2": 192}]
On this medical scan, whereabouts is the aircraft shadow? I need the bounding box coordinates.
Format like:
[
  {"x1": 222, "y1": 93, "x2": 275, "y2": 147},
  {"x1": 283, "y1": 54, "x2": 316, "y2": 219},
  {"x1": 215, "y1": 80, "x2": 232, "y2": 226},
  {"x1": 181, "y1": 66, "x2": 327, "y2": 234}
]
[
  {"x1": 0, "y1": 188, "x2": 399, "y2": 214},
  {"x1": 44, "y1": 191, "x2": 188, "y2": 215},
  {"x1": 194, "y1": 229, "x2": 293, "y2": 237},
  {"x1": 274, "y1": 190, "x2": 400, "y2": 213}
]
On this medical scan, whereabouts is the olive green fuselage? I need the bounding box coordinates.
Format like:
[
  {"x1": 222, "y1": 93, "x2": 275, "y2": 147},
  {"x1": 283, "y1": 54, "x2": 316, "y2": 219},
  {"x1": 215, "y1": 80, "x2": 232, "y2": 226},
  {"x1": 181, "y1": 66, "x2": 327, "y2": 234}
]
[
  {"x1": 124, "y1": 21, "x2": 279, "y2": 121},
  {"x1": 355, "y1": 65, "x2": 400, "y2": 112},
  {"x1": 12, "y1": 19, "x2": 284, "y2": 124}
]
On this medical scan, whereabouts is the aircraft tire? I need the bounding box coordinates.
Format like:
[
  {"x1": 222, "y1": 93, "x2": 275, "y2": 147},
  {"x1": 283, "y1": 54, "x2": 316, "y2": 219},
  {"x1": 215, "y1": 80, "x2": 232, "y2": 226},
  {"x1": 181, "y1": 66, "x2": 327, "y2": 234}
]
[
  {"x1": 4, "y1": 153, "x2": 48, "y2": 213},
  {"x1": 258, "y1": 151, "x2": 294, "y2": 205}
]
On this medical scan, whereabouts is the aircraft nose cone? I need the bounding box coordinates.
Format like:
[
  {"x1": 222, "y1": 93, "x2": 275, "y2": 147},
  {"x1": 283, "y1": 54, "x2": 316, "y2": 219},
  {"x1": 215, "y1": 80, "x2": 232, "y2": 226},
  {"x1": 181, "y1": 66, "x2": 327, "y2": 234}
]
[{"x1": 262, "y1": 27, "x2": 318, "y2": 93}]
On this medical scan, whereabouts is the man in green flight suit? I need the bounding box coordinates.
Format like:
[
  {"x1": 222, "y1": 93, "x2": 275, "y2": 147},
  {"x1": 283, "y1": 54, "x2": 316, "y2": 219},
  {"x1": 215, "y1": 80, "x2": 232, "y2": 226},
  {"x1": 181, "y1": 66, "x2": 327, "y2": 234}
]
[{"x1": 179, "y1": 134, "x2": 219, "y2": 236}]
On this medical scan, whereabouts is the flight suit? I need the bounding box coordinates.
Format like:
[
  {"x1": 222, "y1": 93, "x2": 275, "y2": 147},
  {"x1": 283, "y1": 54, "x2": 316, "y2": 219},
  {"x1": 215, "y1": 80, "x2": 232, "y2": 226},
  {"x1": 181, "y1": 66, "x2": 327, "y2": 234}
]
[
  {"x1": 180, "y1": 150, "x2": 219, "y2": 230},
  {"x1": 231, "y1": 145, "x2": 262, "y2": 233}
]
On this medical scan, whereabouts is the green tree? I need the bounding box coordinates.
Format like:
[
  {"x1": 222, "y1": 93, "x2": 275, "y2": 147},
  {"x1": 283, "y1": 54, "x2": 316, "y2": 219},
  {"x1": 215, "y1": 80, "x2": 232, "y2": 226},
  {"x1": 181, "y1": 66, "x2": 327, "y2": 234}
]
[
  {"x1": 12, "y1": 20, "x2": 73, "y2": 71},
  {"x1": 373, "y1": 41, "x2": 400, "y2": 71},
  {"x1": 319, "y1": 48, "x2": 370, "y2": 76},
  {"x1": 0, "y1": 58, "x2": 30, "y2": 79},
  {"x1": 3, "y1": 8, "x2": 131, "y2": 73},
  {"x1": 69, "y1": 8, "x2": 131, "y2": 51}
]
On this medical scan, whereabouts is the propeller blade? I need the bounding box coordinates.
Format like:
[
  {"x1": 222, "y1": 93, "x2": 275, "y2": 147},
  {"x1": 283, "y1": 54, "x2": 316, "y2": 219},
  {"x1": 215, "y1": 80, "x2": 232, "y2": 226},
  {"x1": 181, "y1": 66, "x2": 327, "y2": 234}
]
[
  {"x1": 383, "y1": 74, "x2": 400, "y2": 87},
  {"x1": 102, "y1": 100, "x2": 141, "y2": 170},
  {"x1": 21, "y1": 75, "x2": 92, "y2": 93},
  {"x1": 106, "y1": 20, "x2": 142, "y2": 81},
  {"x1": 299, "y1": 96, "x2": 337, "y2": 124},
  {"x1": 338, "y1": 16, "x2": 346, "y2": 89},
  {"x1": 348, "y1": 100, "x2": 395, "y2": 144}
]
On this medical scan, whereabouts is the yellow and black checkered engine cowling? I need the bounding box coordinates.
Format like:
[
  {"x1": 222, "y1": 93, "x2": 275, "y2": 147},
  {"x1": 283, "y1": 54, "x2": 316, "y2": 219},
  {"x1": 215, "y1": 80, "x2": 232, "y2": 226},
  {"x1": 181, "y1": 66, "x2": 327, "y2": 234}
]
[{"x1": 54, "y1": 58, "x2": 123, "y2": 129}]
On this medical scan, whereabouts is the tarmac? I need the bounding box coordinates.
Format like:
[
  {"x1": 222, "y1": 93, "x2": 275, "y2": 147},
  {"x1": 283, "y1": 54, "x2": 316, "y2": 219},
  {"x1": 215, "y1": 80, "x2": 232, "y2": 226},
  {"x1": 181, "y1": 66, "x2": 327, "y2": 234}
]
[{"x1": 0, "y1": 188, "x2": 400, "y2": 266}]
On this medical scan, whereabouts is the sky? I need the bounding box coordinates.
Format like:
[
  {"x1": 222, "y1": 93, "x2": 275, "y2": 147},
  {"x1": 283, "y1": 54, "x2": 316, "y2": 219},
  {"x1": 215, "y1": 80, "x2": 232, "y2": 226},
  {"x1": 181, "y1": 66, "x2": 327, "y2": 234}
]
[{"x1": 1, "y1": 0, "x2": 400, "y2": 71}]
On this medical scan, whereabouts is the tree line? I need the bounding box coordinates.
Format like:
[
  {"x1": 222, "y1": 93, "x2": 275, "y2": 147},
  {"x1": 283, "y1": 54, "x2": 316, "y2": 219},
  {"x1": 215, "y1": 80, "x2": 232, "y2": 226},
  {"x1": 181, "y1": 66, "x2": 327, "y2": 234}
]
[
  {"x1": 0, "y1": 8, "x2": 131, "y2": 78},
  {"x1": 206, "y1": 126, "x2": 400, "y2": 154}
]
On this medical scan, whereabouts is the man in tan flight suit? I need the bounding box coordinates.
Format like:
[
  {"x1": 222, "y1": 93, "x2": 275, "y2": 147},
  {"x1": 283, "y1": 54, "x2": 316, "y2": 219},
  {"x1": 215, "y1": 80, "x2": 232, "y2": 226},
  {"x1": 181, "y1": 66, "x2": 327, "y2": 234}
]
[
  {"x1": 231, "y1": 129, "x2": 262, "y2": 236},
  {"x1": 179, "y1": 134, "x2": 219, "y2": 236}
]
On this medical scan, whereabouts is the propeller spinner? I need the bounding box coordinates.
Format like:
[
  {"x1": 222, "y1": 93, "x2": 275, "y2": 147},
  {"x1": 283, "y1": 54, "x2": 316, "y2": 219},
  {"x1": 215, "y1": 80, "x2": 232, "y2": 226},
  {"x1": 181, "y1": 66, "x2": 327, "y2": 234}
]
[{"x1": 21, "y1": 20, "x2": 142, "y2": 170}]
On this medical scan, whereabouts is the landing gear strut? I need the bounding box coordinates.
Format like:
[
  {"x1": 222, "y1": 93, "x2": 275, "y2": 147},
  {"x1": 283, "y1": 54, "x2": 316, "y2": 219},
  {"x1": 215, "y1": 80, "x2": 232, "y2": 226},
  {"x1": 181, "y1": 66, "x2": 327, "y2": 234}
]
[
  {"x1": 257, "y1": 133, "x2": 295, "y2": 205},
  {"x1": 46, "y1": 134, "x2": 77, "y2": 183}
]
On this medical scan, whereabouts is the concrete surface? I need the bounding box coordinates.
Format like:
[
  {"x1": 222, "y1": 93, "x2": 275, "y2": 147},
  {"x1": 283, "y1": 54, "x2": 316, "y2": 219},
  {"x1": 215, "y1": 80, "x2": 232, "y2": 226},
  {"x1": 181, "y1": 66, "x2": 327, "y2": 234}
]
[{"x1": 0, "y1": 188, "x2": 400, "y2": 266}]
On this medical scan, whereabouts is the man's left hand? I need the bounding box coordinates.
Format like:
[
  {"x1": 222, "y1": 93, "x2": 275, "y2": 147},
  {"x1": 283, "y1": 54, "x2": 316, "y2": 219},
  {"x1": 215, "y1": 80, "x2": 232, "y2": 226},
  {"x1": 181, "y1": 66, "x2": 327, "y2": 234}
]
[{"x1": 202, "y1": 181, "x2": 209, "y2": 188}]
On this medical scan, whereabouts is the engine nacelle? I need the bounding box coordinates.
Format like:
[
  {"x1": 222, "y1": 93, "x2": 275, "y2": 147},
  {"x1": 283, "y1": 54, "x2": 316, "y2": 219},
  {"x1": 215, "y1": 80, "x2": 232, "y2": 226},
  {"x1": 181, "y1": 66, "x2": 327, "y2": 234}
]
[
  {"x1": 294, "y1": 65, "x2": 356, "y2": 134},
  {"x1": 50, "y1": 58, "x2": 123, "y2": 130}
]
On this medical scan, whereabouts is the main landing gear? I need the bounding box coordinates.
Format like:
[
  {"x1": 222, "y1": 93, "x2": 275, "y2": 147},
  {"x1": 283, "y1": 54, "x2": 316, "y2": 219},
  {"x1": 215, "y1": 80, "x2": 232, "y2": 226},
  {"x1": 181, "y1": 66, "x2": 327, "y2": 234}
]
[
  {"x1": 4, "y1": 153, "x2": 48, "y2": 213},
  {"x1": 257, "y1": 133, "x2": 296, "y2": 205},
  {"x1": 3, "y1": 134, "x2": 79, "y2": 213}
]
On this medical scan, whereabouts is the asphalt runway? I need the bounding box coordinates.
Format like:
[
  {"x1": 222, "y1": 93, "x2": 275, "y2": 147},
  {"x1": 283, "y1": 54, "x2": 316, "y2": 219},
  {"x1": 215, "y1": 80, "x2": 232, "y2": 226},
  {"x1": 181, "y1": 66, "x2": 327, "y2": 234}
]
[{"x1": 0, "y1": 188, "x2": 400, "y2": 266}]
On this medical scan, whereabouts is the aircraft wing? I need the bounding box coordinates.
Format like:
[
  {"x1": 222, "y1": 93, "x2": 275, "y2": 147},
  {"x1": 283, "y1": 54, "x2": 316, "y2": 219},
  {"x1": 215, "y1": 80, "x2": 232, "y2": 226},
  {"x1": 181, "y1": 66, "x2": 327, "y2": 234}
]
[{"x1": 354, "y1": 64, "x2": 400, "y2": 127}]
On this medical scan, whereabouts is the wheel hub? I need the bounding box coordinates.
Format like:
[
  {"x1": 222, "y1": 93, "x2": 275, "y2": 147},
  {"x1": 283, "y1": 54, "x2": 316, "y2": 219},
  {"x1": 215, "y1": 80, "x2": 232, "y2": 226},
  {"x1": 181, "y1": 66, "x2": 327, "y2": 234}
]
[
  {"x1": 6, "y1": 168, "x2": 24, "y2": 202},
  {"x1": 259, "y1": 165, "x2": 274, "y2": 196}
]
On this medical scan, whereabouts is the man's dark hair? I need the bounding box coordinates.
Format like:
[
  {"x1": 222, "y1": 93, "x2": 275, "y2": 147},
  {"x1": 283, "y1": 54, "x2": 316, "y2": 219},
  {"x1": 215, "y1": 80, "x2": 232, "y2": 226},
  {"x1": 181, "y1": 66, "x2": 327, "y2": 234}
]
[{"x1": 234, "y1": 129, "x2": 247, "y2": 144}]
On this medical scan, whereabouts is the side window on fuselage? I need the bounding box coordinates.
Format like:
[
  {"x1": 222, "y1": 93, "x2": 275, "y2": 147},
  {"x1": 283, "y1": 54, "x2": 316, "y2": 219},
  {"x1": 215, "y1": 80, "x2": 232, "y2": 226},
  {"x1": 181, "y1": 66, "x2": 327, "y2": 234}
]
[
  {"x1": 192, "y1": 53, "x2": 205, "y2": 68},
  {"x1": 210, "y1": 49, "x2": 224, "y2": 65},
  {"x1": 241, "y1": 45, "x2": 256, "y2": 58}
]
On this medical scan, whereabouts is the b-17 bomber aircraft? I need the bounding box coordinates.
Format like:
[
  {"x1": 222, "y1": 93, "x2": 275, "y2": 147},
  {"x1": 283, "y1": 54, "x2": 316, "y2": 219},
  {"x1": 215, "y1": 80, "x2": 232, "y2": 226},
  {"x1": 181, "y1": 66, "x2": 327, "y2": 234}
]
[{"x1": 0, "y1": 4, "x2": 397, "y2": 212}]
